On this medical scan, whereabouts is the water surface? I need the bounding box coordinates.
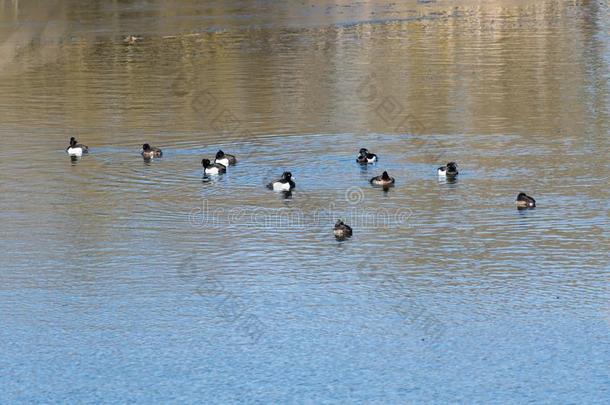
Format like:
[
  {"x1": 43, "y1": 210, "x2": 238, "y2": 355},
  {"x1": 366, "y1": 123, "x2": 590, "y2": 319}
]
[{"x1": 1, "y1": 0, "x2": 609, "y2": 402}]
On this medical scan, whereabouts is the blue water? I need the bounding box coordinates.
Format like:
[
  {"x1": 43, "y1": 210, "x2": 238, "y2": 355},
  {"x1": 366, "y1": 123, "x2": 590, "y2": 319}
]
[{"x1": 1, "y1": 0, "x2": 609, "y2": 403}]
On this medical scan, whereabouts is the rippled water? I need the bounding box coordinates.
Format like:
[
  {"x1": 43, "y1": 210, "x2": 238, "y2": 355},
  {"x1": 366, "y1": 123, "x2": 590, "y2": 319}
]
[{"x1": 1, "y1": 0, "x2": 609, "y2": 402}]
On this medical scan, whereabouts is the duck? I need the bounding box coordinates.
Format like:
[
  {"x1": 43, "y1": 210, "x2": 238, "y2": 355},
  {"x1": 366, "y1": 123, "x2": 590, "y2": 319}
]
[
  {"x1": 124, "y1": 35, "x2": 142, "y2": 45},
  {"x1": 515, "y1": 192, "x2": 536, "y2": 209},
  {"x1": 202, "y1": 159, "x2": 226, "y2": 175},
  {"x1": 438, "y1": 161, "x2": 458, "y2": 177},
  {"x1": 356, "y1": 148, "x2": 378, "y2": 164},
  {"x1": 333, "y1": 220, "x2": 353, "y2": 239},
  {"x1": 370, "y1": 171, "x2": 395, "y2": 187},
  {"x1": 214, "y1": 150, "x2": 237, "y2": 167},
  {"x1": 66, "y1": 137, "x2": 89, "y2": 157},
  {"x1": 266, "y1": 171, "x2": 295, "y2": 191},
  {"x1": 141, "y1": 144, "x2": 162, "y2": 159}
]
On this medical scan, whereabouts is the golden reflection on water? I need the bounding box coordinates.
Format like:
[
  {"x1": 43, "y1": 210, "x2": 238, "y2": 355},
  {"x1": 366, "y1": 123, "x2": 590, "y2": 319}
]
[{"x1": 0, "y1": 0, "x2": 607, "y2": 142}]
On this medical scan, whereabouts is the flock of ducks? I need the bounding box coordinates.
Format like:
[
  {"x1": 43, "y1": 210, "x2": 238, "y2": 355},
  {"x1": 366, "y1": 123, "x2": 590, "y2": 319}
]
[{"x1": 66, "y1": 137, "x2": 537, "y2": 240}]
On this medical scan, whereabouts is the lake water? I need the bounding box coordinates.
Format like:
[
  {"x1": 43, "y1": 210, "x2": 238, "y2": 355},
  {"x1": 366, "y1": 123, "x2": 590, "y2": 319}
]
[{"x1": 1, "y1": 0, "x2": 609, "y2": 402}]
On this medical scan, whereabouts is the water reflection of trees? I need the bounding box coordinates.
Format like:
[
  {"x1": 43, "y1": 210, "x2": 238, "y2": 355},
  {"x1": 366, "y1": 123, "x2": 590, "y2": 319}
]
[{"x1": 0, "y1": 1, "x2": 606, "y2": 139}]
